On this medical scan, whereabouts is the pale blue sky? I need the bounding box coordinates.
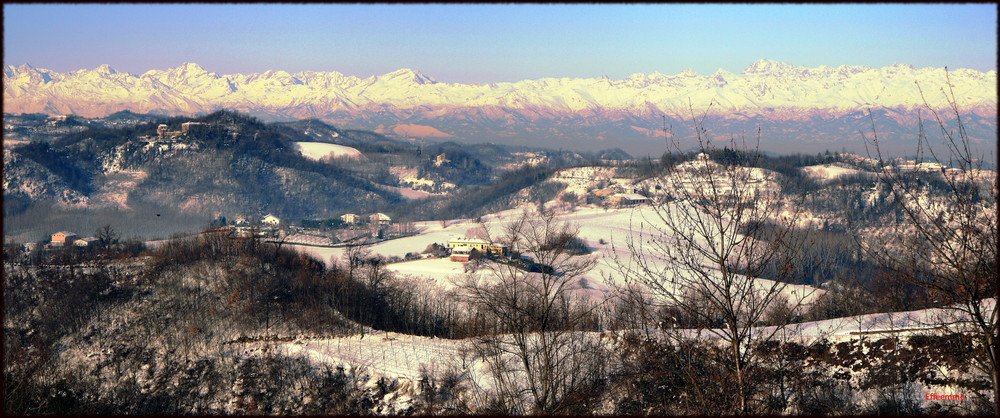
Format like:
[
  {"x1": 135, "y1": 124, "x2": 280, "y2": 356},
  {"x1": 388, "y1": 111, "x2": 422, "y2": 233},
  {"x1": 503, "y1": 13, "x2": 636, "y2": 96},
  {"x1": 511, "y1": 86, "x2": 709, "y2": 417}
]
[{"x1": 4, "y1": 3, "x2": 997, "y2": 83}]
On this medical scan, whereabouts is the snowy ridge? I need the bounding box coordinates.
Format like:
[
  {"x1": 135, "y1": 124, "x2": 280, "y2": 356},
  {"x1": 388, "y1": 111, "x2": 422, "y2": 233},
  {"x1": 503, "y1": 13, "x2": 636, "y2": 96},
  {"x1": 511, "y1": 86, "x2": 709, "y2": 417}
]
[{"x1": 4, "y1": 60, "x2": 996, "y2": 122}]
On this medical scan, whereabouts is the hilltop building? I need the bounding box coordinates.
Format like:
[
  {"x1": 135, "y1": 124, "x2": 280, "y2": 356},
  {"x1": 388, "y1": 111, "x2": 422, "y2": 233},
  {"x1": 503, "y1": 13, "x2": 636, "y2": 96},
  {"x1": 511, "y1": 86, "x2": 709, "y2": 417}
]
[
  {"x1": 181, "y1": 121, "x2": 205, "y2": 133},
  {"x1": 434, "y1": 153, "x2": 450, "y2": 167},
  {"x1": 157, "y1": 121, "x2": 205, "y2": 139}
]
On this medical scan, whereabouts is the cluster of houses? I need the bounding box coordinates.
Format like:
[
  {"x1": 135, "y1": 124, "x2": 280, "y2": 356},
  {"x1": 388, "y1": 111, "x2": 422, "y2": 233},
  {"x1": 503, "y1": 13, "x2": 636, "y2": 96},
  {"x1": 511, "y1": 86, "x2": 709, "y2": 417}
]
[
  {"x1": 445, "y1": 237, "x2": 509, "y2": 262},
  {"x1": 134, "y1": 122, "x2": 209, "y2": 150},
  {"x1": 48, "y1": 231, "x2": 100, "y2": 248},
  {"x1": 46, "y1": 115, "x2": 69, "y2": 126},
  {"x1": 591, "y1": 187, "x2": 650, "y2": 207},
  {"x1": 281, "y1": 213, "x2": 397, "y2": 247},
  {"x1": 884, "y1": 159, "x2": 963, "y2": 175},
  {"x1": 155, "y1": 121, "x2": 206, "y2": 140},
  {"x1": 339, "y1": 213, "x2": 392, "y2": 225}
]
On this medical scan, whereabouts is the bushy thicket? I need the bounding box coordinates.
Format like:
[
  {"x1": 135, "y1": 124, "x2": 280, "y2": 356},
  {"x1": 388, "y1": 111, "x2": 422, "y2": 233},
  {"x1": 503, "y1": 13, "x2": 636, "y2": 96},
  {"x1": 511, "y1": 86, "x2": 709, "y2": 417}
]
[
  {"x1": 607, "y1": 332, "x2": 994, "y2": 415},
  {"x1": 2, "y1": 229, "x2": 462, "y2": 414}
]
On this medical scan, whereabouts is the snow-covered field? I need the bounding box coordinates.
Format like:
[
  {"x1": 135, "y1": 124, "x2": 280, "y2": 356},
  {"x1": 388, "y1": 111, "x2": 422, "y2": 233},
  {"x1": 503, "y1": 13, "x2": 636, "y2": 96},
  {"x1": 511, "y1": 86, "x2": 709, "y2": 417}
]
[
  {"x1": 261, "y1": 298, "x2": 995, "y2": 384},
  {"x1": 278, "y1": 331, "x2": 470, "y2": 380},
  {"x1": 291, "y1": 204, "x2": 824, "y2": 307},
  {"x1": 294, "y1": 141, "x2": 363, "y2": 160}
]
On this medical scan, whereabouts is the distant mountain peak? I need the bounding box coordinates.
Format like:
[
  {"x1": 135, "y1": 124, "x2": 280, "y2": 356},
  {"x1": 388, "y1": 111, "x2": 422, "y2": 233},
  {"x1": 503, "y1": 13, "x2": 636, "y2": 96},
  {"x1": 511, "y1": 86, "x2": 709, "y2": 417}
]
[
  {"x1": 678, "y1": 68, "x2": 699, "y2": 77},
  {"x1": 178, "y1": 62, "x2": 205, "y2": 71},
  {"x1": 382, "y1": 68, "x2": 435, "y2": 84},
  {"x1": 164, "y1": 62, "x2": 209, "y2": 77},
  {"x1": 94, "y1": 64, "x2": 118, "y2": 75},
  {"x1": 743, "y1": 58, "x2": 797, "y2": 75}
]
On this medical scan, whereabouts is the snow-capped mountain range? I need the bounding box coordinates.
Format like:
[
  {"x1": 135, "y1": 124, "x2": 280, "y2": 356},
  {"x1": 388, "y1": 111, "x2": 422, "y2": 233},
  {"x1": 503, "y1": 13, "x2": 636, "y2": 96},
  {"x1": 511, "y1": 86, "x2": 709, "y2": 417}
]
[{"x1": 4, "y1": 59, "x2": 996, "y2": 152}]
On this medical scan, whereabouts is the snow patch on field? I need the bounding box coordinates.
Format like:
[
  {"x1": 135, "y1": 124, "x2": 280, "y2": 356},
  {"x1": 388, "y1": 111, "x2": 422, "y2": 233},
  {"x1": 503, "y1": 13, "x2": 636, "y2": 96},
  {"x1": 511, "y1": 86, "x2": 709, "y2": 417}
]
[
  {"x1": 277, "y1": 331, "x2": 471, "y2": 380},
  {"x1": 294, "y1": 142, "x2": 362, "y2": 160},
  {"x1": 391, "y1": 186, "x2": 437, "y2": 200},
  {"x1": 387, "y1": 258, "x2": 469, "y2": 290},
  {"x1": 802, "y1": 163, "x2": 868, "y2": 182}
]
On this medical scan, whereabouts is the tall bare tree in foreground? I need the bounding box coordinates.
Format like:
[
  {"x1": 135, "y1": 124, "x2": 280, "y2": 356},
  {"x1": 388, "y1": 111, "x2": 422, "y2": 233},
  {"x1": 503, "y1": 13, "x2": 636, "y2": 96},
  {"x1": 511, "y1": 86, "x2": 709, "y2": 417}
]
[
  {"x1": 460, "y1": 209, "x2": 606, "y2": 414},
  {"x1": 614, "y1": 111, "x2": 813, "y2": 414},
  {"x1": 860, "y1": 70, "x2": 998, "y2": 412}
]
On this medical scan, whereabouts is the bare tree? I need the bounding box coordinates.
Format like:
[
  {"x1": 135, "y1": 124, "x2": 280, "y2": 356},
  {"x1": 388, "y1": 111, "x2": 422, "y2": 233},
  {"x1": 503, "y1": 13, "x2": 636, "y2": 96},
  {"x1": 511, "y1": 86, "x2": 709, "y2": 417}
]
[
  {"x1": 459, "y1": 209, "x2": 606, "y2": 414},
  {"x1": 613, "y1": 113, "x2": 814, "y2": 414},
  {"x1": 95, "y1": 223, "x2": 119, "y2": 247},
  {"x1": 860, "y1": 69, "x2": 997, "y2": 411}
]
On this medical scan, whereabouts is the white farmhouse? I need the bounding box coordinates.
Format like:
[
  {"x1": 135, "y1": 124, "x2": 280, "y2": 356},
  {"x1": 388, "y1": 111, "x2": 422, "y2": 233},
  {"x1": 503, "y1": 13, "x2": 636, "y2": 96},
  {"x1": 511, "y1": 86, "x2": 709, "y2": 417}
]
[
  {"x1": 262, "y1": 214, "x2": 281, "y2": 226},
  {"x1": 74, "y1": 237, "x2": 100, "y2": 247},
  {"x1": 369, "y1": 213, "x2": 392, "y2": 225}
]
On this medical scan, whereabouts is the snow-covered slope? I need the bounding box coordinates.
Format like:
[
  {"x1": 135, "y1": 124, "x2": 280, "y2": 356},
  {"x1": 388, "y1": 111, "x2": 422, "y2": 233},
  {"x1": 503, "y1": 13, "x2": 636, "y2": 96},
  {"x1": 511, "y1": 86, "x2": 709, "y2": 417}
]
[
  {"x1": 293, "y1": 142, "x2": 363, "y2": 161},
  {"x1": 2, "y1": 148, "x2": 89, "y2": 206},
  {"x1": 260, "y1": 297, "x2": 996, "y2": 416}
]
